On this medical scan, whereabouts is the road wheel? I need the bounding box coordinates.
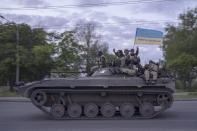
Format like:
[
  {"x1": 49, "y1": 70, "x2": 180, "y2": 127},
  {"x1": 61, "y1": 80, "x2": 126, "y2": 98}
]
[
  {"x1": 84, "y1": 103, "x2": 99, "y2": 118},
  {"x1": 157, "y1": 93, "x2": 173, "y2": 108},
  {"x1": 120, "y1": 103, "x2": 135, "y2": 118},
  {"x1": 67, "y1": 103, "x2": 82, "y2": 118},
  {"x1": 50, "y1": 104, "x2": 65, "y2": 119},
  {"x1": 31, "y1": 90, "x2": 47, "y2": 106},
  {"x1": 139, "y1": 102, "x2": 154, "y2": 117},
  {"x1": 101, "y1": 103, "x2": 116, "y2": 118}
]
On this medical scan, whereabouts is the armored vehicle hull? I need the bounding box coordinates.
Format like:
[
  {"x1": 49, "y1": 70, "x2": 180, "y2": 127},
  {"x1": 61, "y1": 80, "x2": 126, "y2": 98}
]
[{"x1": 19, "y1": 68, "x2": 175, "y2": 119}]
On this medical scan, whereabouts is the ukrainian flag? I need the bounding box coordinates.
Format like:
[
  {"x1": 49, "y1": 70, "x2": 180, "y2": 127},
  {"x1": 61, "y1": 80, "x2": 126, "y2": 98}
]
[{"x1": 135, "y1": 28, "x2": 163, "y2": 45}]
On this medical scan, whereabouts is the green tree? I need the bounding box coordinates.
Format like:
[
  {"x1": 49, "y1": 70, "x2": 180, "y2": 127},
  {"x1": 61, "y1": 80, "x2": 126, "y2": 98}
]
[
  {"x1": 167, "y1": 53, "x2": 197, "y2": 89},
  {"x1": 163, "y1": 8, "x2": 197, "y2": 62},
  {"x1": 105, "y1": 53, "x2": 117, "y2": 62},
  {"x1": 55, "y1": 31, "x2": 83, "y2": 73},
  {"x1": 163, "y1": 8, "x2": 197, "y2": 90},
  {"x1": 74, "y1": 22, "x2": 110, "y2": 73},
  {"x1": 0, "y1": 22, "x2": 55, "y2": 90}
]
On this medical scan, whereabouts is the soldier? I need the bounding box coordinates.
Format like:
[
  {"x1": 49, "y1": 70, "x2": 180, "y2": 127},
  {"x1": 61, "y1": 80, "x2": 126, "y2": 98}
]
[
  {"x1": 144, "y1": 60, "x2": 159, "y2": 84},
  {"x1": 124, "y1": 49, "x2": 130, "y2": 66},
  {"x1": 130, "y1": 47, "x2": 140, "y2": 66},
  {"x1": 158, "y1": 64, "x2": 169, "y2": 77},
  {"x1": 129, "y1": 47, "x2": 140, "y2": 71},
  {"x1": 130, "y1": 46, "x2": 139, "y2": 56},
  {"x1": 98, "y1": 51, "x2": 106, "y2": 68},
  {"x1": 90, "y1": 51, "x2": 106, "y2": 73},
  {"x1": 113, "y1": 49, "x2": 135, "y2": 76},
  {"x1": 121, "y1": 65, "x2": 136, "y2": 76},
  {"x1": 113, "y1": 49, "x2": 125, "y2": 67}
]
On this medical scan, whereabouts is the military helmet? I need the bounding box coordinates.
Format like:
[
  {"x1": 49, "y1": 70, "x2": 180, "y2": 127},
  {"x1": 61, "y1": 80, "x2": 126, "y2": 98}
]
[
  {"x1": 149, "y1": 60, "x2": 154, "y2": 63},
  {"x1": 124, "y1": 49, "x2": 129, "y2": 52},
  {"x1": 118, "y1": 50, "x2": 123, "y2": 54},
  {"x1": 117, "y1": 50, "x2": 124, "y2": 57},
  {"x1": 117, "y1": 50, "x2": 122, "y2": 53},
  {"x1": 98, "y1": 51, "x2": 103, "y2": 56},
  {"x1": 130, "y1": 49, "x2": 134, "y2": 51}
]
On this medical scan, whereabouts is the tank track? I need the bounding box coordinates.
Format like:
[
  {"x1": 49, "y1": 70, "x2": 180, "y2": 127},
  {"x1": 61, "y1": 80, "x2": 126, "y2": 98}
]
[
  {"x1": 34, "y1": 104, "x2": 167, "y2": 120},
  {"x1": 30, "y1": 88, "x2": 173, "y2": 120}
]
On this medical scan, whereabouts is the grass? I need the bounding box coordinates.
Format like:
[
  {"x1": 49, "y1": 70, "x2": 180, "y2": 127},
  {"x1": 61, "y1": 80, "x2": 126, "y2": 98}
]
[
  {"x1": 188, "y1": 92, "x2": 197, "y2": 96},
  {"x1": 174, "y1": 92, "x2": 197, "y2": 99},
  {"x1": 0, "y1": 88, "x2": 21, "y2": 97},
  {"x1": 174, "y1": 95, "x2": 197, "y2": 99},
  {"x1": 175, "y1": 88, "x2": 185, "y2": 93}
]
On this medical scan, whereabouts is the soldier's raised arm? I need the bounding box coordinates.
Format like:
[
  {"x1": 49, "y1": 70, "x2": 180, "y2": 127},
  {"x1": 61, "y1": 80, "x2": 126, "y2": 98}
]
[
  {"x1": 113, "y1": 48, "x2": 118, "y2": 56},
  {"x1": 135, "y1": 46, "x2": 139, "y2": 56},
  {"x1": 113, "y1": 48, "x2": 116, "y2": 53},
  {"x1": 101, "y1": 55, "x2": 106, "y2": 67}
]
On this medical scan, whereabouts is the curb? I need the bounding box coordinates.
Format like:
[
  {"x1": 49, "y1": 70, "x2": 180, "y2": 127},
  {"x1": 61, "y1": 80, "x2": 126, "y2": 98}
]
[
  {"x1": 0, "y1": 97, "x2": 30, "y2": 102},
  {"x1": 174, "y1": 98, "x2": 197, "y2": 101}
]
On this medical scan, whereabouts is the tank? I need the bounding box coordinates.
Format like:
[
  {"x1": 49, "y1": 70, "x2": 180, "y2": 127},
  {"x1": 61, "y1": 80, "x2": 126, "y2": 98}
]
[{"x1": 18, "y1": 67, "x2": 175, "y2": 119}]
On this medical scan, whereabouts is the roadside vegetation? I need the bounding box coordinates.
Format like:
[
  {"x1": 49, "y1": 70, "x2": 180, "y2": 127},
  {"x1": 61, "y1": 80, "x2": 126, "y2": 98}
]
[
  {"x1": 174, "y1": 92, "x2": 197, "y2": 99},
  {"x1": 0, "y1": 88, "x2": 21, "y2": 97},
  {"x1": 163, "y1": 8, "x2": 197, "y2": 92}
]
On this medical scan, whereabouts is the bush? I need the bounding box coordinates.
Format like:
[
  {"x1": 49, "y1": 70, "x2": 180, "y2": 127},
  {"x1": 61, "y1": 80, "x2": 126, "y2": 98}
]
[
  {"x1": 175, "y1": 80, "x2": 184, "y2": 92},
  {"x1": 0, "y1": 88, "x2": 21, "y2": 97}
]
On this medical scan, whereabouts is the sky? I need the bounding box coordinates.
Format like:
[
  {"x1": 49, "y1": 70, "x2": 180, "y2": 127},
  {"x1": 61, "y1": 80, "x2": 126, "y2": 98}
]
[{"x1": 0, "y1": 0, "x2": 197, "y2": 64}]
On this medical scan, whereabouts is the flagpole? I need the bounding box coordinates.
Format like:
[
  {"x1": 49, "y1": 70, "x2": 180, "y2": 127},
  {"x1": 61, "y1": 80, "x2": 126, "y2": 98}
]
[{"x1": 133, "y1": 28, "x2": 138, "y2": 49}]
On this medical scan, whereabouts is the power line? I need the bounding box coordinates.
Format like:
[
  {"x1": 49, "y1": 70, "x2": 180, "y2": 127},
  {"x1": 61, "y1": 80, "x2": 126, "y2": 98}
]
[
  {"x1": 1, "y1": 13, "x2": 178, "y2": 29},
  {"x1": 31, "y1": 20, "x2": 178, "y2": 29},
  {"x1": 0, "y1": 0, "x2": 177, "y2": 10}
]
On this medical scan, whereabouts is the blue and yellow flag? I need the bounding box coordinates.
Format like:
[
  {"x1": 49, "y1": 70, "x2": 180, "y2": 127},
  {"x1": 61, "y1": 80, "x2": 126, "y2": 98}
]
[{"x1": 134, "y1": 28, "x2": 163, "y2": 45}]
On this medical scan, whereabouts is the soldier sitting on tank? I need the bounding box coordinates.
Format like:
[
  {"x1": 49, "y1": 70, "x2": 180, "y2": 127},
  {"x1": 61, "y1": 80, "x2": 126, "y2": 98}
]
[
  {"x1": 129, "y1": 47, "x2": 140, "y2": 70},
  {"x1": 144, "y1": 60, "x2": 159, "y2": 84},
  {"x1": 90, "y1": 51, "x2": 106, "y2": 73},
  {"x1": 120, "y1": 47, "x2": 141, "y2": 76},
  {"x1": 112, "y1": 49, "x2": 128, "y2": 74},
  {"x1": 117, "y1": 49, "x2": 137, "y2": 76},
  {"x1": 158, "y1": 64, "x2": 170, "y2": 78},
  {"x1": 136, "y1": 63, "x2": 144, "y2": 76},
  {"x1": 124, "y1": 49, "x2": 130, "y2": 66},
  {"x1": 113, "y1": 49, "x2": 125, "y2": 67}
]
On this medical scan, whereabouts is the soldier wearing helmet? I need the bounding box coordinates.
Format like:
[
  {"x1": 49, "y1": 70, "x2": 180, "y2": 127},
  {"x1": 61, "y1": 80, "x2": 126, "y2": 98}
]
[
  {"x1": 90, "y1": 51, "x2": 106, "y2": 73},
  {"x1": 124, "y1": 49, "x2": 130, "y2": 66},
  {"x1": 112, "y1": 48, "x2": 136, "y2": 76},
  {"x1": 97, "y1": 51, "x2": 106, "y2": 68},
  {"x1": 129, "y1": 47, "x2": 140, "y2": 71},
  {"x1": 144, "y1": 60, "x2": 159, "y2": 84},
  {"x1": 113, "y1": 49, "x2": 125, "y2": 67}
]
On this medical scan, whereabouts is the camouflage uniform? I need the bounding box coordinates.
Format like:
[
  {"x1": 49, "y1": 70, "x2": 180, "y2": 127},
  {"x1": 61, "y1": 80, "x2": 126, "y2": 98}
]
[
  {"x1": 124, "y1": 49, "x2": 130, "y2": 66},
  {"x1": 91, "y1": 51, "x2": 106, "y2": 72},
  {"x1": 130, "y1": 47, "x2": 139, "y2": 70},
  {"x1": 113, "y1": 49, "x2": 125, "y2": 67},
  {"x1": 130, "y1": 55, "x2": 137, "y2": 70},
  {"x1": 98, "y1": 55, "x2": 106, "y2": 67},
  {"x1": 122, "y1": 47, "x2": 140, "y2": 76},
  {"x1": 121, "y1": 49, "x2": 137, "y2": 76},
  {"x1": 120, "y1": 66, "x2": 136, "y2": 76},
  {"x1": 144, "y1": 61, "x2": 158, "y2": 84}
]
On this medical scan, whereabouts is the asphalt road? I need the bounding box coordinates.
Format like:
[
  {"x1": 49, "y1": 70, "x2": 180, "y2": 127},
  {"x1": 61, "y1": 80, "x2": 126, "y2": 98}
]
[{"x1": 0, "y1": 101, "x2": 197, "y2": 131}]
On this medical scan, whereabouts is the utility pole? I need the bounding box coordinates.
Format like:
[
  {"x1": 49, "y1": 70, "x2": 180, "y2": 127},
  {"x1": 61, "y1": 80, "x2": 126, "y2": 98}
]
[
  {"x1": 0, "y1": 15, "x2": 20, "y2": 85},
  {"x1": 16, "y1": 24, "x2": 19, "y2": 85}
]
